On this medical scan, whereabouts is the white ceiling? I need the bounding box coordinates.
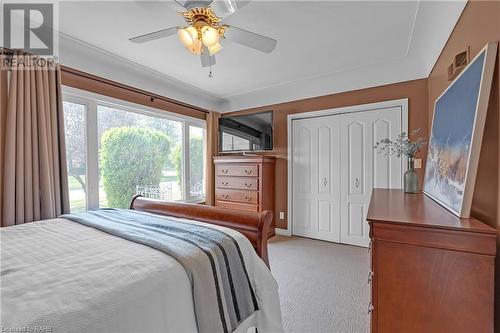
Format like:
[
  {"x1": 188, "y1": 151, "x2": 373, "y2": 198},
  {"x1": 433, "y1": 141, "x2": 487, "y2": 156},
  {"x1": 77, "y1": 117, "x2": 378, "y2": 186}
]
[{"x1": 56, "y1": 1, "x2": 466, "y2": 112}]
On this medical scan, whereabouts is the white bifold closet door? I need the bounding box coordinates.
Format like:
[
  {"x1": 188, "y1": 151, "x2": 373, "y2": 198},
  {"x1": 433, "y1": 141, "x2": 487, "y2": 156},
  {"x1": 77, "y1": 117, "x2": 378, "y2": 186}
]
[
  {"x1": 291, "y1": 106, "x2": 403, "y2": 247},
  {"x1": 339, "y1": 107, "x2": 403, "y2": 247},
  {"x1": 292, "y1": 116, "x2": 341, "y2": 242}
]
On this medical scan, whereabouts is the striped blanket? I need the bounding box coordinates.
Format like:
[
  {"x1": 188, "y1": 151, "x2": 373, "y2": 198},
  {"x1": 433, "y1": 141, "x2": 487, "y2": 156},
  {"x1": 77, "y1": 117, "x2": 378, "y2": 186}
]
[{"x1": 62, "y1": 208, "x2": 258, "y2": 333}]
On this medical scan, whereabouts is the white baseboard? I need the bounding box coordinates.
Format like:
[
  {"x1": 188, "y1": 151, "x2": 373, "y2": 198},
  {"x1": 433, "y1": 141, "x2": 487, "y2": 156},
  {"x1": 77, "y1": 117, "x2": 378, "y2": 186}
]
[{"x1": 275, "y1": 228, "x2": 292, "y2": 236}]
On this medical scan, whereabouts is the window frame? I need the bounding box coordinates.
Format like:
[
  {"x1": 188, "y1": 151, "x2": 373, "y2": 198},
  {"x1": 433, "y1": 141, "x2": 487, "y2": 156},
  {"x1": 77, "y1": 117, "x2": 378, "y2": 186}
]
[{"x1": 63, "y1": 86, "x2": 206, "y2": 211}]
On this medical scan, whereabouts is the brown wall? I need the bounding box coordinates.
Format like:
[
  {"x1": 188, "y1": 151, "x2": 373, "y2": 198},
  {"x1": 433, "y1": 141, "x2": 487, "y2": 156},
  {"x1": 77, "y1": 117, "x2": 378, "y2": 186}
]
[
  {"x1": 427, "y1": 1, "x2": 500, "y2": 329},
  {"x1": 224, "y1": 78, "x2": 429, "y2": 229}
]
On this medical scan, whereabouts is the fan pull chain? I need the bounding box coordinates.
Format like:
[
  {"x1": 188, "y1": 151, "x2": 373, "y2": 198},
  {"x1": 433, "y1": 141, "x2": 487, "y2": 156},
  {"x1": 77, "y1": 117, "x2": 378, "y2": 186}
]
[{"x1": 208, "y1": 59, "x2": 213, "y2": 78}]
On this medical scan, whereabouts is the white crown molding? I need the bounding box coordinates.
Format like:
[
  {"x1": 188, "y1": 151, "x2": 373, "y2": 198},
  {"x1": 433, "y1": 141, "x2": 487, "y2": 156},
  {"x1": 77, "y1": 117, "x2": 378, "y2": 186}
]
[{"x1": 217, "y1": 55, "x2": 427, "y2": 112}]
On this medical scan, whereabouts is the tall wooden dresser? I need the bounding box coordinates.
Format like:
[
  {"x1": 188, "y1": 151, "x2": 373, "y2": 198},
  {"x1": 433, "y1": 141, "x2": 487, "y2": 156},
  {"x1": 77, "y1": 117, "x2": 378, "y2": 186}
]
[
  {"x1": 214, "y1": 156, "x2": 275, "y2": 235},
  {"x1": 367, "y1": 189, "x2": 496, "y2": 333}
]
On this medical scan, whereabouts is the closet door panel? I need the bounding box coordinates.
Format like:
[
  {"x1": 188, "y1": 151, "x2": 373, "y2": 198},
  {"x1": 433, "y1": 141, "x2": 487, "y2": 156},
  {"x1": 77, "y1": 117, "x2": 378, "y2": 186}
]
[
  {"x1": 318, "y1": 125, "x2": 331, "y2": 194},
  {"x1": 347, "y1": 121, "x2": 365, "y2": 196},
  {"x1": 315, "y1": 118, "x2": 340, "y2": 242},
  {"x1": 347, "y1": 203, "x2": 365, "y2": 236},
  {"x1": 292, "y1": 121, "x2": 314, "y2": 233},
  {"x1": 340, "y1": 107, "x2": 402, "y2": 247},
  {"x1": 372, "y1": 113, "x2": 403, "y2": 188},
  {"x1": 373, "y1": 119, "x2": 391, "y2": 188},
  {"x1": 292, "y1": 116, "x2": 340, "y2": 242},
  {"x1": 318, "y1": 200, "x2": 332, "y2": 233},
  {"x1": 341, "y1": 115, "x2": 371, "y2": 247}
]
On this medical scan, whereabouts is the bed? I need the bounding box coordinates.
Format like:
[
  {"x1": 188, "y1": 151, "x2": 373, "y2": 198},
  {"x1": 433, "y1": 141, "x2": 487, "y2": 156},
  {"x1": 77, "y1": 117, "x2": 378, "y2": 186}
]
[{"x1": 0, "y1": 196, "x2": 283, "y2": 333}]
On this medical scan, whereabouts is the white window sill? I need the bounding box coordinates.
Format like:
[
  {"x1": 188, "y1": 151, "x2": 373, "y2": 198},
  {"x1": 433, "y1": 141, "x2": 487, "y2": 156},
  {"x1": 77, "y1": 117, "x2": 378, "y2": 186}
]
[{"x1": 178, "y1": 198, "x2": 206, "y2": 204}]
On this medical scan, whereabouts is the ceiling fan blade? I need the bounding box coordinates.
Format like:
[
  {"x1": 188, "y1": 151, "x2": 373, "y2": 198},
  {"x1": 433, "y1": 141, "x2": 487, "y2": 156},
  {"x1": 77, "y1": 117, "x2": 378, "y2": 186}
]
[
  {"x1": 223, "y1": 26, "x2": 277, "y2": 53},
  {"x1": 176, "y1": 0, "x2": 213, "y2": 10},
  {"x1": 170, "y1": 0, "x2": 189, "y2": 11},
  {"x1": 129, "y1": 27, "x2": 178, "y2": 43},
  {"x1": 211, "y1": 0, "x2": 252, "y2": 18},
  {"x1": 200, "y1": 46, "x2": 216, "y2": 67}
]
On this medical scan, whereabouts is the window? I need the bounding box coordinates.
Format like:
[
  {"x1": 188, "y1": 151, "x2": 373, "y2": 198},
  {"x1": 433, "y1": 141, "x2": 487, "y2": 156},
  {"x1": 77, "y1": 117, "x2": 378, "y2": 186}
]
[
  {"x1": 188, "y1": 126, "x2": 206, "y2": 199},
  {"x1": 62, "y1": 88, "x2": 206, "y2": 212},
  {"x1": 63, "y1": 101, "x2": 87, "y2": 212}
]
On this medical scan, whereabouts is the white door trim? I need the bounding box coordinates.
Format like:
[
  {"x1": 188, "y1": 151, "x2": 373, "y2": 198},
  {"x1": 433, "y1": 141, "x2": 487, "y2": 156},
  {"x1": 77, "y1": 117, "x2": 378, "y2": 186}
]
[{"x1": 280, "y1": 98, "x2": 409, "y2": 236}]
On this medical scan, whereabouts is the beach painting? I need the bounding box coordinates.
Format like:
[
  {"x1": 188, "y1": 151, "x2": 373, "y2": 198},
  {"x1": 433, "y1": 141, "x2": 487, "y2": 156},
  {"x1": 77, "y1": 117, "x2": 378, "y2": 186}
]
[{"x1": 424, "y1": 42, "x2": 497, "y2": 217}]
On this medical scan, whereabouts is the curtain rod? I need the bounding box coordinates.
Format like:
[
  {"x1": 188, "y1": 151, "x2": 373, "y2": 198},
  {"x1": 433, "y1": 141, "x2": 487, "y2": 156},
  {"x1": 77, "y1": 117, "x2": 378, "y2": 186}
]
[{"x1": 61, "y1": 66, "x2": 210, "y2": 114}]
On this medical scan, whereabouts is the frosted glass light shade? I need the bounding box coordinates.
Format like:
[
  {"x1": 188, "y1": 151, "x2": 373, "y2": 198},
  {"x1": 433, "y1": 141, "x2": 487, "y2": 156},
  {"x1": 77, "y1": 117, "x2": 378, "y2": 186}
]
[
  {"x1": 201, "y1": 26, "x2": 219, "y2": 47},
  {"x1": 179, "y1": 27, "x2": 203, "y2": 55},
  {"x1": 208, "y1": 42, "x2": 222, "y2": 55},
  {"x1": 178, "y1": 28, "x2": 194, "y2": 48},
  {"x1": 190, "y1": 39, "x2": 203, "y2": 55}
]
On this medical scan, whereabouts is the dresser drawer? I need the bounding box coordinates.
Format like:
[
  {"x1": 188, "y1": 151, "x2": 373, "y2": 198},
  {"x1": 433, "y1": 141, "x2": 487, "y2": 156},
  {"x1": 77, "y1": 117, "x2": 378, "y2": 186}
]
[
  {"x1": 216, "y1": 165, "x2": 258, "y2": 177},
  {"x1": 215, "y1": 200, "x2": 259, "y2": 212},
  {"x1": 216, "y1": 177, "x2": 258, "y2": 190},
  {"x1": 216, "y1": 189, "x2": 259, "y2": 204},
  {"x1": 372, "y1": 222, "x2": 496, "y2": 255}
]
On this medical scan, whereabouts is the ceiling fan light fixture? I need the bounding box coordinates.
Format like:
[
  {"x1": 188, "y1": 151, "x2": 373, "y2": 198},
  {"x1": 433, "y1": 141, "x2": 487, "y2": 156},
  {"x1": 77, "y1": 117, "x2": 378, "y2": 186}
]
[
  {"x1": 208, "y1": 42, "x2": 223, "y2": 55},
  {"x1": 178, "y1": 27, "x2": 194, "y2": 48},
  {"x1": 189, "y1": 38, "x2": 203, "y2": 55},
  {"x1": 186, "y1": 26, "x2": 198, "y2": 40},
  {"x1": 201, "y1": 25, "x2": 219, "y2": 47},
  {"x1": 129, "y1": 3, "x2": 278, "y2": 67}
]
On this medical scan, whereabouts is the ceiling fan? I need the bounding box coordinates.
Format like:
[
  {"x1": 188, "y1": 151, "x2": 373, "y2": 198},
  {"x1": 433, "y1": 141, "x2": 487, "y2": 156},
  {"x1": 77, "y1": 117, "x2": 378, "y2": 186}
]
[{"x1": 129, "y1": 0, "x2": 277, "y2": 68}]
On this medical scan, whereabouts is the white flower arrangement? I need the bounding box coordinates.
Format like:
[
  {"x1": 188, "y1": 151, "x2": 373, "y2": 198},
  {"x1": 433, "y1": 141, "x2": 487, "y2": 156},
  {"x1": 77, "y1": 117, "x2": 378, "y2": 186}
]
[{"x1": 374, "y1": 128, "x2": 427, "y2": 158}]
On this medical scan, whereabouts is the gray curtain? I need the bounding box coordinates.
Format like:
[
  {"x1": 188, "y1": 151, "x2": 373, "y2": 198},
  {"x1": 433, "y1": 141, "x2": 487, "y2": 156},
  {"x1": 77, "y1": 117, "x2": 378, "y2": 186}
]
[{"x1": 1, "y1": 55, "x2": 69, "y2": 227}]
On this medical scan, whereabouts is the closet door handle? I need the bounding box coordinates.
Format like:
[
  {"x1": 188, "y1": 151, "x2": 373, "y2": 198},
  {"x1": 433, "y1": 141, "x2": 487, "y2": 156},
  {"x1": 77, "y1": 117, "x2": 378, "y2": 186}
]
[
  {"x1": 355, "y1": 178, "x2": 360, "y2": 188},
  {"x1": 323, "y1": 177, "x2": 328, "y2": 186}
]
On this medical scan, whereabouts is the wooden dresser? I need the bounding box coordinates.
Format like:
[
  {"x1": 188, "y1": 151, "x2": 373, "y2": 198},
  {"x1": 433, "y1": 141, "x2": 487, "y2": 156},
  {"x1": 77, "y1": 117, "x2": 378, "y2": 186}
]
[
  {"x1": 214, "y1": 156, "x2": 275, "y2": 234},
  {"x1": 367, "y1": 189, "x2": 496, "y2": 333}
]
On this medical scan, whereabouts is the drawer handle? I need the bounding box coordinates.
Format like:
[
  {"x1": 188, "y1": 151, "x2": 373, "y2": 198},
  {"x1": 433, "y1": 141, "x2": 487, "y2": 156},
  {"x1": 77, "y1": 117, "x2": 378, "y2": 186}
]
[
  {"x1": 221, "y1": 181, "x2": 229, "y2": 186},
  {"x1": 244, "y1": 183, "x2": 252, "y2": 188},
  {"x1": 368, "y1": 271, "x2": 373, "y2": 284},
  {"x1": 221, "y1": 169, "x2": 228, "y2": 174},
  {"x1": 222, "y1": 194, "x2": 229, "y2": 199},
  {"x1": 368, "y1": 303, "x2": 374, "y2": 314},
  {"x1": 245, "y1": 195, "x2": 252, "y2": 201},
  {"x1": 244, "y1": 169, "x2": 253, "y2": 174}
]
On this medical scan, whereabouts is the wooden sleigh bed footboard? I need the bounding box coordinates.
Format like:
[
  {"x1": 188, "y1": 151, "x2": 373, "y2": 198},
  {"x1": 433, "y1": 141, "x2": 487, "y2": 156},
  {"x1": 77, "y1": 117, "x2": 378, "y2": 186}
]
[{"x1": 130, "y1": 195, "x2": 272, "y2": 267}]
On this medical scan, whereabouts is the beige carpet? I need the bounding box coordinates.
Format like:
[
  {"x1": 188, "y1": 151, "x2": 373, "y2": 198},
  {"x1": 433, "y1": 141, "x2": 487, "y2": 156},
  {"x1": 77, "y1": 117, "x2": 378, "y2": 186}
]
[{"x1": 268, "y1": 236, "x2": 369, "y2": 333}]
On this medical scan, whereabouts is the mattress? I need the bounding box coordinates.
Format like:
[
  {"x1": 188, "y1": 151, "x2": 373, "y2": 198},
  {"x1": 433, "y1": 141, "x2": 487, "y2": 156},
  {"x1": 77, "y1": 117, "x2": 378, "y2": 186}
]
[{"x1": 0, "y1": 216, "x2": 283, "y2": 332}]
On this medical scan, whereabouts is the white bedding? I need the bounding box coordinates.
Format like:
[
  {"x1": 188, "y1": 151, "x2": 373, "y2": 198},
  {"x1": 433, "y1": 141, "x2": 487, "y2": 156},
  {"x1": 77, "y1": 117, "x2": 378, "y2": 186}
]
[{"x1": 0, "y1": 217, "x2": 283, "y2": 332}]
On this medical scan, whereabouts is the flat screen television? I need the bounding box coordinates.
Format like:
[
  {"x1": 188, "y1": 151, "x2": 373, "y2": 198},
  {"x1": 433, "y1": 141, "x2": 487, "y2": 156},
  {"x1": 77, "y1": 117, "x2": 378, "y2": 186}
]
[{"x1": 219, "y1": 111, "x2": 273, "y2": 152}]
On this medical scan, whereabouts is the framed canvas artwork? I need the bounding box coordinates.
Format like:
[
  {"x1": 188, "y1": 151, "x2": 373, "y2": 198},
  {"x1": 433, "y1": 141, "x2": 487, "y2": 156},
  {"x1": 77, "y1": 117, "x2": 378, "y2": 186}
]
[{"x1": 424, "y1": 42, "x2": 498, "y2": 218}]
